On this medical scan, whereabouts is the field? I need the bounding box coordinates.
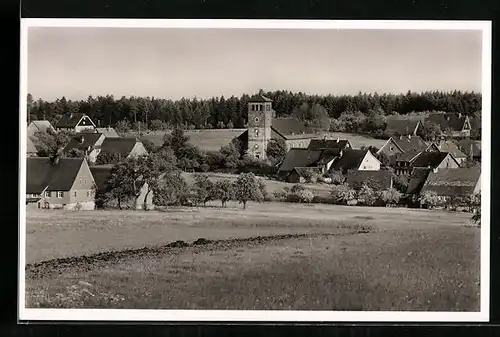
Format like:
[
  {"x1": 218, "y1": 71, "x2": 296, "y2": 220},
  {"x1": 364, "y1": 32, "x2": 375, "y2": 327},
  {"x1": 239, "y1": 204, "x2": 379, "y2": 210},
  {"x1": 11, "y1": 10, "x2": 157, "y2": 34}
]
[
  {"x1": 132, "y1": 129, "x2": 387, "y2": 152},
  {"x1": 24, "y1": 203, "x2": 480, "y2": 311},
  {"x1": 136, "y1": 129, "x2": 246, "y2": 152}
]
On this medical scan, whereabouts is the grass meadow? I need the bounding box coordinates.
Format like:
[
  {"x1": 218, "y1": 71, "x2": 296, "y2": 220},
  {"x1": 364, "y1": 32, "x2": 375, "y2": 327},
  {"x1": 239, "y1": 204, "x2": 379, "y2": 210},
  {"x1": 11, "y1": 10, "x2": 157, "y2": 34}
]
[{"x1": 24, "y1": 203, "x2": 480, "y2": 311}]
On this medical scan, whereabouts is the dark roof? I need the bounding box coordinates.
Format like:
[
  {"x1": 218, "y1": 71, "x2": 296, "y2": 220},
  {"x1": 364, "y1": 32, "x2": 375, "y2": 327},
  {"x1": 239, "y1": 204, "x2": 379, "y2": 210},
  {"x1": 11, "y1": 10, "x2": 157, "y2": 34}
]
[
  {"x1": 329, "y1": 149, "x2": 369, "y2": 172},
  {"x1": 249, "y1": 94, "x2": 273, "y2": 102},
  {"x1": 394, "y1": 149, "x2": 423, "y2": 163},
  {"x1": 63, "y1": 132, "x2": 104, "y2": 152},
  {"x1": 317, "y1": 148, "x2": 342, "y2": 166},
  {"x1": 56, "y1": 113, "x2": 94, "y2": 128},
  {"x1": 470, "y1": 114, "x2": 481, "y2": 130},
  {"x1": 406, "y1": 168, "x2": 432, "y2": 194},
  {"x1": 96, "y1": 127, "x2": 120, "y2": 138},
  {"x1": 455, "y1": 139, "x2": 481, "y2": 157},
  {"x1": 271, "y1": 117, "x2": 315, "y2": 136},
  {"x1": 384, "y1": 118, "x2": 421, "y2": 136},
  {"x1": 421, "y1": 167, "x2": 481, "y2": 196},
  {"x1": 346, "y1": 170, "x2": 393, "y2": 190},
  {"x1": 291, "y1": 166, "x2": 322, "y2": 177},
  {"x1": 26, "y1": 157, "x2": 85, "y2": 194},
  {"x1": 433, "y1": 141, "x2": 467, "y2": 159},
  {"x1": 90, "y1": 165, "x2": 113, "y2": 191},
  {"x1": 425, "y1": 113, "x2": 468, "y2": 131},
  {"x1": 411, "y1": 151, "x2": 452, "y2": 168},
  {"x1": 278, "y1": 148, "x2": 323, "y2": 172},
  {"x1": 100, "y1": 137, "x2": 142, "y2": 156},
  {"x1": 308, "y1": 139, "x2": 350, "y2": 151},
  {"x1": 392, "y1": 135, "x2": 428, "y2": 153}
]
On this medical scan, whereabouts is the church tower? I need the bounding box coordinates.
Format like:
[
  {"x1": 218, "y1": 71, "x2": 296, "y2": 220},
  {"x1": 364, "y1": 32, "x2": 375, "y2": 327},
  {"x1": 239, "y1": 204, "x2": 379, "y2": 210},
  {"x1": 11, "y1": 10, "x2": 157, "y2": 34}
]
[{"x1": 247, "y1": 95, "x2": 273, "y2": 159}]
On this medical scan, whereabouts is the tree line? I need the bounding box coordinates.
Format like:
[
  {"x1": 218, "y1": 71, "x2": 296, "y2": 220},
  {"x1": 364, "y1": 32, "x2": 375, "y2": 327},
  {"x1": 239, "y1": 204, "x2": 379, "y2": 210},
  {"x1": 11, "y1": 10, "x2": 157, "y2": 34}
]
[{"x1": 27, "y1": 89, "x2": 482, "y2": 130}]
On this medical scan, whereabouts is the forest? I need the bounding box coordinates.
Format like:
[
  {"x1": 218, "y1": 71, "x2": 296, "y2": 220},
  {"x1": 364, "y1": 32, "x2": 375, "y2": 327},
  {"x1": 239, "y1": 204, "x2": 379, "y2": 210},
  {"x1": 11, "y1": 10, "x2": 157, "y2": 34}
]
[{"x1": 27, "y1": 89, "x2": 482, "y2": 131}]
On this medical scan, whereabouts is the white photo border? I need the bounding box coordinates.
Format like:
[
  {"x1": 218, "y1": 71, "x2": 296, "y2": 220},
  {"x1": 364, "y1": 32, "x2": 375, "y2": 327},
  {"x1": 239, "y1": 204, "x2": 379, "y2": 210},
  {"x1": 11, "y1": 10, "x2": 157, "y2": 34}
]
[{"x1": 18, "y1": 19, "x2": 492, "y2": 323}]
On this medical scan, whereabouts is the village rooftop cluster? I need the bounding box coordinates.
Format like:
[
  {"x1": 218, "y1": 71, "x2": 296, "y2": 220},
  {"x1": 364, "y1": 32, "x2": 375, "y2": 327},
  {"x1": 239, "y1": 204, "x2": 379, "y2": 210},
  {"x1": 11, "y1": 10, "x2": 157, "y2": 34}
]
[{"x1": 25, "y1": 94, "x2": 481, "y2": 211}]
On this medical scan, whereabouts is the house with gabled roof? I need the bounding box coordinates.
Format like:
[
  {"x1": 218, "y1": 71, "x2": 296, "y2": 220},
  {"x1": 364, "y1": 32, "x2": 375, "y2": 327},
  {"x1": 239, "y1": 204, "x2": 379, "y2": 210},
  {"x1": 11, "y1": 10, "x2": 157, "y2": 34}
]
[
  {"x1": 455, "y1": 139, "x2": 481, "y2": 162},
  {"x1": 425, "y1": 112, "x2": 472, "y2": 138},
  {"x1": 420, "y1": 167, "x2": 481, "y2": 198},
  {"x1": 26, "y1": 157, "x2": 96, "y2": 210},
  {"x1": 384, "y1": 116, "x2": 423, "y2": 136},
  {"x1": 90, "y1": 165, "x2": 154, "y2": 210},
  {"x1": 328, "y1": 149, "x2": 381, "y2": 174},
  {"x1": 277, "y1": 148, "x2": 323, "y2": 179},
  {"x1": 63, "y1": 132, "x2": 106, "y2": 164},
  {"x1": 27, "y1": 120, "x2": 55, "y2": 138},
  {"x1": 96, "y1": 137, "x2": 148, "y2": 163},
  {"x1": 411, "y1": 151, "x2": 460, "y2": 170},
  {"x1": 235, "y1": 95, "x2": 321, "y2": 159},
  {"x1": 346, "y1": 170, "x2": 393, "y2": 191},
  {"x1": 427, "y1": 140, "x2": 468, "y2": 165},
  {"x1": 56, "y1": 113, "x2": 96, "y2": 133},
  {"x1": 377, "y1": 135, "x2": 428, "y2": 158}
]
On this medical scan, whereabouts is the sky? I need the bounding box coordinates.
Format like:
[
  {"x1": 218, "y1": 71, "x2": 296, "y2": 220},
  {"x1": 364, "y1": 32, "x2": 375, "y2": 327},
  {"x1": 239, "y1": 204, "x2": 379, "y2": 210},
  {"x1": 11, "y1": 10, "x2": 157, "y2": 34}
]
[{"x1": 27, "y1": 27, "x2": 483, "y2": 101}]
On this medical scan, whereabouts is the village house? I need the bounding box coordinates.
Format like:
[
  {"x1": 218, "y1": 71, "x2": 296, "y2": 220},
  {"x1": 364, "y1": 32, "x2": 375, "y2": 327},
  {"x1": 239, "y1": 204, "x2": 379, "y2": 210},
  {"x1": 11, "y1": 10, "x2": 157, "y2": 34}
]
[
  {"x1": 377, "y1": 135, "x2": 429, "y2": 157},
  {"x1": 27, "y1": 120, "x2": 55, "y2": 138},
  {"x1": 428, "y1": 140, "x2": 468, "y2": 165},
  {"x1": 278, "y1": 148, "x2": 323, "y2": 179},
  {"x1": 419, "y1": 167, "x2": 481, "y2": 200},
  {"x1": 278, "y1": 147, "x2": 380, "y2": 182},
  {"x1": 235, "y1": 95, "x2": 321, "y2": 159},
  {"x1": 55, "y1": 113, "x2": 96, "y2": 133},
  {"x1": 384, "y1": 116, "x2": 423, "y2": 136},
  {"x1": 96, "y1": 137, "x2": 148, "y2": 162},
  {"x1": 455, "y1": 139, "x2": 481, "y2": 162},
  {"x1": 90, "y1": 165, "x2": 154, "y2": 210},
  {"x1": 425, "y1": 112, "x2": 472, "y2": 138},
  {"x1": 26, "y1": 157, "x2": 96, "y2": 210},
  {"x1": 328, "y1": 149, "x2": 381, "y2": 174},
  {"x1": 63, "y1": 132, "x2": 106, "y2": 164},
  {"x1": 393, "y1": 150, "x2": 460, "y2": 176},
  {"x1": 346, "y1": 170, "x2": 393, "y2": 191}
]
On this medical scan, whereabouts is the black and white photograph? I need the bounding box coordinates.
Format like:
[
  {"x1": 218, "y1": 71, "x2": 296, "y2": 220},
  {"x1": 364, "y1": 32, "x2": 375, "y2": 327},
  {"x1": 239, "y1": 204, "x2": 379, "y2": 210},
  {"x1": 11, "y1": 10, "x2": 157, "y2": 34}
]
[{"x1": 19, "y1": 19, "x2": 491, "y2": 322}]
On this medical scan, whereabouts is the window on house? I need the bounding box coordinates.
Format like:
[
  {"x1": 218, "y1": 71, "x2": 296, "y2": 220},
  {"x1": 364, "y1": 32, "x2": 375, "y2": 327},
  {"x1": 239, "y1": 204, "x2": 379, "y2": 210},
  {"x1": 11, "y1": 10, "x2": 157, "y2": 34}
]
[
  {"x1": 266, "y1": 105, "x2": 270, "y2": 111},
  {"x1": 57, "y1": 191, "x2": 63, "y2": 198},
  {"x1": 84, "y1": 179, "x2": 87, "y2": 185},
  {"x1": 74, "y1": 191, "x2": 77, "y2": 197},
  {"x1": 87, "y1": 191, "x2": 91, "y2": 197},
  {"x1": 389, "y1": 146, "x2": 394, "y2": 151},
  {"x1": 43, "y1": 191, "x2": 49, "y2": 197},
  {"x1": 254, "y1": 117, "x2": 260, "y2": 123}
]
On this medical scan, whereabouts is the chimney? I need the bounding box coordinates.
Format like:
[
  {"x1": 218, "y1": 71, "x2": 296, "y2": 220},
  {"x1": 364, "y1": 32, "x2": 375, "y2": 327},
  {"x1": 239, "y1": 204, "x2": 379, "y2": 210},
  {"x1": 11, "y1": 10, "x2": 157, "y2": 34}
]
[
  {"x1": 79, "y1": 135, "x2": 85, "y2": 144},
  {"x1": 407, "y1": 134, "x2": 411, "y2": 140},
  {"x1": 399, "y1": 135, "x2": 403, "y2": 140},
  {"x1": 433, "y1": 167, "x2": 438, "y2": 173},
  {"x1": 336, "y1": 137, "x2": 340, "y2": 143},
  {"x1": 107, "y1": 125, "x2": 110, "y2": 131}
]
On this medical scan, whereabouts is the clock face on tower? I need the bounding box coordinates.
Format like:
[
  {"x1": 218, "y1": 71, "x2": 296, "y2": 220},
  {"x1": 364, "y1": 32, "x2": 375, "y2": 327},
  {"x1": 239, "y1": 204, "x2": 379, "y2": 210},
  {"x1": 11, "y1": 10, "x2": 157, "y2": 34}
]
[{"x1": 254, "y1": 117, "x2": 260, "y2": 123}]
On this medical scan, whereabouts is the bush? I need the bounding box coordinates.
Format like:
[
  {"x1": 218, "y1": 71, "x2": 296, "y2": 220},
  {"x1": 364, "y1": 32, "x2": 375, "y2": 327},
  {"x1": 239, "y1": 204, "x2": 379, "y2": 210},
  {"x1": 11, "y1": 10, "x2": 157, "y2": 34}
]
[
  {"x1": 330, "y1": 183, "x2": 356, "y2": 205},
  {"x1": 380, "y1": 188, "x2": 402, "y2": 206},
  {"x1": 393, "y1": 174, "x2": 410, "y2": 194},
  {"x1": 328, "y1": 170, "x2": 346, "y2": 185},
  {"x1": 296, "y1": 189, "x2": 314, "y2": 203},
  {"x1": 418, "y1": 190, "x2": 441, "y2": 209},
  {"x1": 357, "y1": 184, "x2": 377, "y2": 206}
]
